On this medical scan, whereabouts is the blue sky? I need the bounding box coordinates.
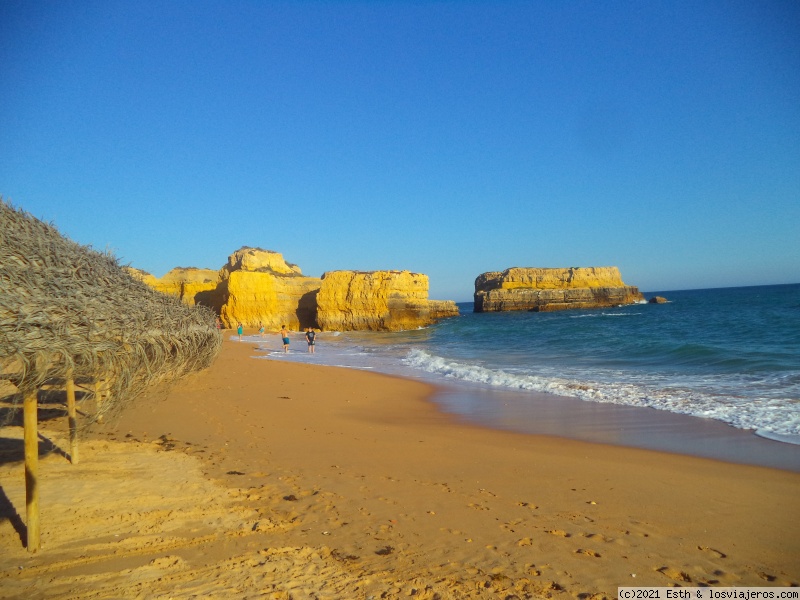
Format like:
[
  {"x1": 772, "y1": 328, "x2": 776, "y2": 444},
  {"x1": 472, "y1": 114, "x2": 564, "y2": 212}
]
[{"x1": 2, "y1": 1, "x2": 798, "y2": 301}]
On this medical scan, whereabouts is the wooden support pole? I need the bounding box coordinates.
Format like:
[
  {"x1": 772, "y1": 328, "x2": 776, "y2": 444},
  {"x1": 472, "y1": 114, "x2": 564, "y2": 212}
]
[
  {"x1": 23, "y1": 389, "x2": 40, "y2": 552},
  {"x1": 66, "y1": 369, "x2": 79, "y2": 464},
  {"x1": 94, "y1": 378, "x2": 105, "y2": 424}
]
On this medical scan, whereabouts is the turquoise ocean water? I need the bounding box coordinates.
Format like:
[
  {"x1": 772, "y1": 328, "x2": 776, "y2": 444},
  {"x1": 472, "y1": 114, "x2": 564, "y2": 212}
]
[{"x1": 252, "y1": 284, "x2": 800, "y2": 469}]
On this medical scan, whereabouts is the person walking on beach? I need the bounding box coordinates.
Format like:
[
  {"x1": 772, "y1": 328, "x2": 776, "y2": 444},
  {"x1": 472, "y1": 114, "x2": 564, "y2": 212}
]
[
  {"x1": 305, "y1": 327, "x2": 316, "y2": 354},
  {"x1": 258, "y1": 322, "x2": 265, "y2": 338},
  {"x1": 237, "y1": 322, "x2": 243, "y2": 341},
  {"x1": 280, "y1": 325, "x2": 290, "y2": 353}
]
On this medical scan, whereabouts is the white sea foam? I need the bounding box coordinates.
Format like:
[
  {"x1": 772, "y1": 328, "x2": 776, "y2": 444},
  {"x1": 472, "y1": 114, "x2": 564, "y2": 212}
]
[
  {"x1": 402, "y1": 348, "x2": 800, "y2": 438},
  {"x1": 569, "y1": 311, "x2": 641, "y2": 318},
  {"x1": 755, "y1": 430, "x2": 800, "y2": 446}
]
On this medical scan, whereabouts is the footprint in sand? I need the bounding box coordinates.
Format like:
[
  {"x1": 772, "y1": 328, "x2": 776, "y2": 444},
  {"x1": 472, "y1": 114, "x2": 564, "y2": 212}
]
[
  {"x1": 468, "y1": 502, "x2": 489, "y2": 511},
  {"x1": 500, "y1": 519, "x2": 524, "y2": 533},
  {"x1": 575, "y1": 548, "x2": 601, "y2": 558},
  {"x1": 581, "y1": 532, "x2": 613, "y2": 543},
  {"x1": 546, "y1": 529, "x2": 571, "y2": 538},
  {"x1": 656, "y1": 566, "x2": 692, "y2": 582},
  {"x1": 697, "y1": 545, "x2": 727, "y2": 559}
]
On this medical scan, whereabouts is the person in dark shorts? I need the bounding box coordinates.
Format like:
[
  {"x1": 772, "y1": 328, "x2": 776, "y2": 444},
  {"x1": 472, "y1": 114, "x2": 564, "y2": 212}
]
[{"x1": 305, "y1": 327, "x2": 316, "y2": 353}]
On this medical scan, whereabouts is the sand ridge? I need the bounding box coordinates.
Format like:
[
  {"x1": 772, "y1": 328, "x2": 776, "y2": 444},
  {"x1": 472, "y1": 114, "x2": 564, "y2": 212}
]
[{"x1": 1, "y1": 338, "x2": 798, "y2": 598}]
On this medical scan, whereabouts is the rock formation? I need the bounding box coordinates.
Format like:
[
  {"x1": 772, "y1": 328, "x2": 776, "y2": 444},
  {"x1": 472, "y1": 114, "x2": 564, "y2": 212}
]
[
  {"x1": 474, "y1": 267, "x2": 644, "y2": 312},
  {"x1": 125, "y1": 267, "x2": 221, "y2": 307},
  {"x1": 214, "y1": 248, "x2": 320, "y2": 330},
  {"x1": 221, "y1": 247, "x2": 303, "y2": 277},
  {"x1": 317, "y1": 270, "x2": 459, "y2": 331},
  {"x1": 126, "y1": 249, "x2": 320, "y2": 329},
  {"x1": 218, "y1": 271, "x2": 321, "y2": 331},
  {"x1": 649, "y1": 296, "x2": 668, "y2": 304},
  {"x1": 131, "y1": 248, "x2": 459, "y2": 331}
]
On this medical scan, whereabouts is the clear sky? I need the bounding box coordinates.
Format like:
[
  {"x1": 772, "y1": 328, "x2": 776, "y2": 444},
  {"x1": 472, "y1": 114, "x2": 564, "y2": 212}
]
[{"x1": 2, "y1": 1, "x2": 799, "y2": 301}]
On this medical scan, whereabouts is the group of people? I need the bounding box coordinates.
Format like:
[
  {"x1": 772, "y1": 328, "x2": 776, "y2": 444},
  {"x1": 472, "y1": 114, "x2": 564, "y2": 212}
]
[{"x1": 233, "y1": 321, "x2": 317, "y2": 353}]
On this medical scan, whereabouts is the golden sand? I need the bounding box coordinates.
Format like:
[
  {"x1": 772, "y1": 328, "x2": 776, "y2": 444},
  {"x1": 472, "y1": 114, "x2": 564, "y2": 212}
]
[{"x1": 1, "y1": 338, "x2": 798, "y2": 598}]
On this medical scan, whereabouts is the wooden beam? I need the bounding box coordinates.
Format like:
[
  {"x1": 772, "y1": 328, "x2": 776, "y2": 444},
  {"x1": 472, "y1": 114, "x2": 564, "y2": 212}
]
[
  {"x1": 23, "y1": 389, "x2": 40, "y2": 552},
  {"x1": 66, "y1": 370, "x2": 79, "y2": 464},
  {"x1": 94, "y1": 378, "x2": 105, "y2": 424}
]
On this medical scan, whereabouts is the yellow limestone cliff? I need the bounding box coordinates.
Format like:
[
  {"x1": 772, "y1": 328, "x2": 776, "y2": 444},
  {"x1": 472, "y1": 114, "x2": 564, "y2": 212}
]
[
  {"x1": 126, "y1": 249, "x2": 319, "y2": 329},
  {"x1": 474, "y1": 267, "x2": 644, "y2": 312},
  {"x1": 317, "y1": 270, "x2": 459, "y2": 331},
  {"x1": 131, "y1": 248, "x2": 459, "y2": 331},
  {"x1": 124, "y1": 266, "x2": 221, "y2": 306},
  {"x1": 220, "y1": 247, "x2": 303, "y2": 277},
  {"x1": 217, "y1": 248, "x2": 321, "y2": 330}
]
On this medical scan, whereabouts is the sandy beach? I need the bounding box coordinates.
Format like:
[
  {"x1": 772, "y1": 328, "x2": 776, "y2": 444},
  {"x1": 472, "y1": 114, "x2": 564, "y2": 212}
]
[{"x1": 1, "y1": 337, "x2": 798, "y2": 599}]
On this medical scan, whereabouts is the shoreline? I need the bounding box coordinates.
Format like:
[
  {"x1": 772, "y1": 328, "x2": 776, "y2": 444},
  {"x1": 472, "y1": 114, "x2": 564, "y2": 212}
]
[
  {"x1": 1, "y1": 338, "x2": 798, "y2": 597},
  {"x1": 250, "y1": 333, "x2": 800, "y2": 474},
  {"x1": 429, "y1": 382, "x2": 800, "y2": 473}
]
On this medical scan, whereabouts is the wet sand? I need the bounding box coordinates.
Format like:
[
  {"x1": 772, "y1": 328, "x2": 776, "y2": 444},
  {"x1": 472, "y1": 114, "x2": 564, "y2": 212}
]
[
  {"x1": 1, "y1": 338, "x2": 798, "y2": 598},
  {"x1": 431, "y1": 384, "x2": 800, "y2": 472}
]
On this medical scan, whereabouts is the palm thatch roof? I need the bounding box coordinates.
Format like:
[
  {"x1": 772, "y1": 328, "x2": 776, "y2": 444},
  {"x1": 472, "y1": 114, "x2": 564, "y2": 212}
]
[{"x1": 0, "y1": 199, "x2": 222, "y2": 426}]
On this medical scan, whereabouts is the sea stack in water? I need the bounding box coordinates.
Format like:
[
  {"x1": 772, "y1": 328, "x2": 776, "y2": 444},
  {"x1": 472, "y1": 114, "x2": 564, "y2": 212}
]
[
  {"x1": 474, "y1": 267, "x2": 644, "y2": 312},
  {"x1": 317, "y1": 270, "x2": 459, "y2": 331}
]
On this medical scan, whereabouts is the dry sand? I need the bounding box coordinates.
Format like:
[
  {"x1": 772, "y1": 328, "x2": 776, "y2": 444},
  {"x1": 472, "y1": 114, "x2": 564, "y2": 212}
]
[{"x1": 1, "y1": 338, "x2": 798, "y2": 599}]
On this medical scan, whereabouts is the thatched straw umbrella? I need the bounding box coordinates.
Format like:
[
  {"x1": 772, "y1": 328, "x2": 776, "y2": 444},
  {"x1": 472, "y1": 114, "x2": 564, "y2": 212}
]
[{"x1": 0, "y1": 199, "x2": 222, "y2": 550}]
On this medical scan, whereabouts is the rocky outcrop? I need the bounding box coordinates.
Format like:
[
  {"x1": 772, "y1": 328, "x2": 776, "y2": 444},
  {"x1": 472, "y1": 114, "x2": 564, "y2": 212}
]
[
  {"x1": 218, "y1": 270, "x2": 321, "y2": 330},
  {"x1": 221, "y1": 246, "x2": 303, "y2": 277},
  {"x1": 317, "y1": 270, "x2": 459, "y2": 331},
  {"x1": 649, "y1": 296, "x2": 668, "y2": 304},
  {"x1": 216, "y1": 248, "x2": 321, "y2": 330},
  {"x1": 125, "y1": 266, "x2": 221, "y2": 307},
  {"x1": 127, "y1": 249, "x2": 320, "y2": 329},
  {"x1": 131, "y1": 248, "x2": 458, "y2": 331},
  {"x1": 474, "y1": 267, "x2": 644, "y2": 312}
]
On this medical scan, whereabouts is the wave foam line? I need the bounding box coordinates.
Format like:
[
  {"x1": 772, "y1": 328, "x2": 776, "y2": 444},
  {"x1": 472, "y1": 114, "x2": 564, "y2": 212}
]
[{"x1": 402, "y1": 349, "x2": 800, "y2": 438}]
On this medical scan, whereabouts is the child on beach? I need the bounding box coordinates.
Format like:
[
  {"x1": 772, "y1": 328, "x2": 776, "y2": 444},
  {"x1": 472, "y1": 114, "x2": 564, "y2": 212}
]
[
  {"x1": 237, "y1": 323, "x2": 243, "y2": 341},
  {"x1": 305, "y1": 328, "x2": 316, "y2": 353},
  {"x1": 280, "y1": 325, "x2": 290, "y2": 353}
]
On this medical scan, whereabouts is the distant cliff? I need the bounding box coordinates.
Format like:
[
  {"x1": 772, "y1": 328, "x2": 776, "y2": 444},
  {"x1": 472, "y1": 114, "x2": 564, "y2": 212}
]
[
  {"x1": 127, "y1": 248, "x2": 319, "y2": 329},
  {"x1": 211, "y1": 248, "x2": 319, "y2": 330},
  {"x1": 125, "y1": 266, "x2": 220, "y2": 306},
  {"x1": 474, "y1": 267, "x2": 644, "y2": 312},
  {"x1": 221, "y1": 246, "x2": 303, "y2": 277},
  {"x1": 317, "y1": 270, "x2": 459, "y2": 331},
  {"x1": 130, "y1": 249, "x2": 458, "y2": 331}
]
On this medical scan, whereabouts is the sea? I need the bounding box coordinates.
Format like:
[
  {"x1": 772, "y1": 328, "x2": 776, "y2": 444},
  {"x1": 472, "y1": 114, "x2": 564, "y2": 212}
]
[{"x1": 251, "y1": 283, "x2": 800, "y2": 472}]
